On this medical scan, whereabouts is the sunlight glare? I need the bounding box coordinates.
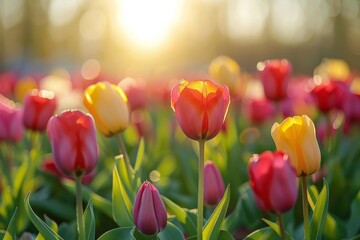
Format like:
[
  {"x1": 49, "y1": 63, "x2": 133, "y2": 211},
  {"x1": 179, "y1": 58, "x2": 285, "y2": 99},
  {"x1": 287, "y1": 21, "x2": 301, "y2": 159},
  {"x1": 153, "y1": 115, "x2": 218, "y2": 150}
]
[{"x1": 117, "y1": 0, "x2": 182, "y2": 49}]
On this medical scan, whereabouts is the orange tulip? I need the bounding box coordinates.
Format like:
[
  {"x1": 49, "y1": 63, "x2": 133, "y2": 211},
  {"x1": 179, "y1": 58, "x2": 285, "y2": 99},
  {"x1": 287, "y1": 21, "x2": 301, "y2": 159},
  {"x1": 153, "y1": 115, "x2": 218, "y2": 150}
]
[{"x1": 171, "y1": 79, "x2": 230, "y2": 141}]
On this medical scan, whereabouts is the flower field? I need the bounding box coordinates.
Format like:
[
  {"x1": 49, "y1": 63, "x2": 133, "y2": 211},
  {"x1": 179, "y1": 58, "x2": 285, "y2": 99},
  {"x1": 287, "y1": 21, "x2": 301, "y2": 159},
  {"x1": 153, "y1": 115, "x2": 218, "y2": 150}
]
[{"x1": 0, "y1": 57, "x2": 359, "y2": 240}]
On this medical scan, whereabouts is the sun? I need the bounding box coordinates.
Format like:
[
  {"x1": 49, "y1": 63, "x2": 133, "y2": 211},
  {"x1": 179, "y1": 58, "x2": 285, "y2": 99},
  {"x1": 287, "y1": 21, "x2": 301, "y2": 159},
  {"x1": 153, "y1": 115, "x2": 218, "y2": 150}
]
[{"x1": 117, "y1": 0, "x2": 182, "y2": 50}]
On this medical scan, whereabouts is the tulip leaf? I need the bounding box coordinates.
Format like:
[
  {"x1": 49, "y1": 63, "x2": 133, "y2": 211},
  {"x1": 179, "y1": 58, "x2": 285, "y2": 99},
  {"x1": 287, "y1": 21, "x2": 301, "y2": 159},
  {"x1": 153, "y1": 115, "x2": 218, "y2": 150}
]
[
  {"x1": 134, "y1": 137, "x2": 145, "y2": 172},
  {"x1": 262, "y1": 218, "x2": 294, "y2": 240},
  {"x1": 3, "y1": 208, "x2": 17, "y2": 240},
  {"x1": 158, "y1": 222, "x2": 185, "y2": 240},
  {"x1": 24, "y1": 193, "x2": 63, "y2": 240},
  {"x1": 222, "y1": 182, "x2": 262, "y2": 233},
  {"x1": 202, "y1": 185, "x2": 230, "y2": 240},
  {"x1": 62, "y1": 179, "x2": 112, "y2": 218},
  {"x1": 244, "y1": 227, "x2": 279, "y2": 240},
  {"x1": 310, "y1": 178, "x2": 329, "y2": 240},
  {"x1": 134, "y1": 138, "x2": 145, "y2": 190},
  {"x1": 84, "y1": 199, "x2": 95, "y2": 240},
  {"x1": 112, "y1": 166, "x2": 134, "y2": 227},
  {"x1": 217, "y1": 230, "x2": 235, "y2": 240},
  {"x1": 161, "y1": 195, "x2": 197, "y2": 236},
  {"x1": 36, "y1": 216, "x2": 59, "y2": 240},
  {"x1": 115, "y1": 155, "x2": 136, "y2": 201},
  {"x1": 97, "y1": 227, "x2": 135, "y2": 240},
  {"x1": 347, "y1": 190, "x2": 360, "y2": 237}
]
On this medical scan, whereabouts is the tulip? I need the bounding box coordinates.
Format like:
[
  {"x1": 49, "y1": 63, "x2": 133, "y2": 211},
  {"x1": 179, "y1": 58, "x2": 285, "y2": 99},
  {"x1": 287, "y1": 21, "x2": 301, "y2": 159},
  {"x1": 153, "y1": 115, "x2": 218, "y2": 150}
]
[
  {"x1": 83, "y1": 81, "x2": 130, "y2": 137},
  {"x1": 271, "y1": 115, "x2": 321, "y2": 176},
  {"x1": 204, "y1": 161, "x2": 225, "y2": 206},
  {"x1": 242, "y1": 97, "x2": 275, "y2": 124},
  {"x1": 133, "y1": 181, "x2": 167, "y2": 236},
  {"x1": 47, "y1": 110, "x2": 98, "y2": 177},
  {"x1": 0, "y1": 95, "x2": 24, "y2": 143},
  {"x1": 171, "y1": 79, "x2": 230, "y2": 141},
  {"x1": 248, "y1": 151, "x2": 298, "y2": 213},
  {"x1": 208, "y1": 55, "x2": 240, "y2": 92},
  {"x1": 310, "y1": 81, "x2": 345, "y2": 113},
  {"x1": 118, "y1": 77, "x2": 147, "y2": 111},
  {"x1": 23, "y1": 89, "x2": 57, "y2": 131},
  {"x1": 257, "y1": 59, "x2": 292, "y2": 101}
]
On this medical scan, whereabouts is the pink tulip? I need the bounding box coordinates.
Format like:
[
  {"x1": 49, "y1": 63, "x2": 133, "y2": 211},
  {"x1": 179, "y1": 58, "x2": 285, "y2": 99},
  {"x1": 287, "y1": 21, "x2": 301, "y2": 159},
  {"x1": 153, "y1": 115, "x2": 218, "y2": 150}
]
[
  {"x1": 242, "y1": 98, "x2": 275, "y2": 124},
  {"x1": 0, "y1": 95, "x2": 24, "y2": 143},
  {"x1": 133, "y1": 181, "x2": 167, "y2": 236},
  {"x1": 23, "y1": 89, "x2": 57, "y2": 131},
  {"x1": 47, "y1": 110, "x2": 98, "y2": 177},
  {"x1": 204, "y1": 161, "x2": 225, "y2": 206},
  {"x1": 248, "y1": 151, "x2": 298, "y2": 213}
]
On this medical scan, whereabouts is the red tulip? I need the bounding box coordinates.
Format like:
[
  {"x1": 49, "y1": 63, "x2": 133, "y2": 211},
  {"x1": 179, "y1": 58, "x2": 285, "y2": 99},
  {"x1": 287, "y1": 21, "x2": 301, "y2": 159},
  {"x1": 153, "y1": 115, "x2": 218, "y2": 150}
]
[
  {"x1": 23, "y1": 89, "x2": 57, "y2": 131},
  {"x1": 133, "y1": 181, "x2": 167, "y2": 236},
  {"x1": 258, "y1": 59, "x2": 292, "y2": 101},
  {"x1": 47, "y1": 110, "x2": 98, "y2": 177},
  {"x1": 0, "y1": 95, "x2": 24, "y2": 142},
  {"x1": 311, "y1": 81, "x2": 346, "y2": 113},
  {"x1": 204, "y1": 161, "x2": 225, "y2": 206},
  {"x1": 171, "y1": 79, "x2": 230, "y2": 141},
  {"x1": 248, "y1": 151, "x2": 298, "y2": 213}
]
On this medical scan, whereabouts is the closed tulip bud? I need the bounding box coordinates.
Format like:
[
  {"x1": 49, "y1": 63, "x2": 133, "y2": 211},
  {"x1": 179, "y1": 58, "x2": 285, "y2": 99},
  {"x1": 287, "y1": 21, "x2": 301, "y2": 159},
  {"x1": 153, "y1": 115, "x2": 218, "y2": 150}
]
[
  {"x1": 23, "y1": 89, "x2": 57, "y2": 131},
  {"x1": 257, "y1": 59, "x2": 292, "y2": 101},
  {"x1": 84, "y1": 82, "x2": 130, "y2": 136},
  {"x1": 208, "y1": 55, "x2": 240, "y2": 92},
  {"x1": 271, "y1": 115, "x2": 321, "y2": 176},
  {"x1": 47, "y1": 110, "x2": 98, "y2": 177},
  {"x1": 171, "y1": 79, "x2": 230, "y2": 141},
  {"x1": 249, "y1": 151, "x2": 298, "y2": 213},
  {"x1": 204, "y1": 161, "x2": 225, "y2": 206},
  {"x1": 0, "y1": 95, "x2": 24, "y2": 142},
  {"x1": 133, "y1": 181, "x2": 167, "y2": 236}
]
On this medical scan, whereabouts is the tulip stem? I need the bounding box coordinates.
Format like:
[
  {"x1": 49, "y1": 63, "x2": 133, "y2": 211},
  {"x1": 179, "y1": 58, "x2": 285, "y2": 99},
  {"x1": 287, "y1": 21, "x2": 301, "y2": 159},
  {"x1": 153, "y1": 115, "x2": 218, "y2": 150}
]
[
  {"x1": 197, "y1": 140, "x2": 205, "y2": 240},
  {"x1": 75, "y1": 175, "x2": 85, "y2": 240},
  {"x1": 301, "y1": 176, "x2": 310, "y2": 240},
  {"x1": 117, "y1": 134, "x2": 132, "y2": 173},
  {"x1": 277, "y1": 214, "x2": 286, "y2": 240}
]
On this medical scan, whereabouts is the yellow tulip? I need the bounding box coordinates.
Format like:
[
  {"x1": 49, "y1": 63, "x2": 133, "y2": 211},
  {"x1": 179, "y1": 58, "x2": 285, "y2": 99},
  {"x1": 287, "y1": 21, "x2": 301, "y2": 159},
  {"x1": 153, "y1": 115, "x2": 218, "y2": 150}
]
[
  {"x1": 15, "y1": 77, "x2": 38, "y2": 102},
  {"x1": 208, "y1": 55, "x2": 240, "y2": 92},
  {"x1": 271, "y1": 115, "x2": 321, "y2": 176},
  {"x1": 84, "y1": 82, "x2": 129, "y2": 136}
]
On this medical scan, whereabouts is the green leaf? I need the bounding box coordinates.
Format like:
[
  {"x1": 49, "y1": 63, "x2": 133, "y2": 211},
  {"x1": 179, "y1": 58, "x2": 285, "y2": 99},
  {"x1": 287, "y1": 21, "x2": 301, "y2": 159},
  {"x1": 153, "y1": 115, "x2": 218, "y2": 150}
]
[
  {"x1": 0, "y1": 230, "x2": 6, "y2": 239},
  {"x1": 161, "y1": 195, "x2": 197, "y2": 236},
  {"x1": 134, "y1": 138, "x2": 145, "y2": 172},
  {"x1": 3, "y1": 208, "x2": 17, "y2": 240},
  {"x1": 244, "y1": 227, "x2": 280, "y2": 240},
  {"x1": 36, "y1": 216, "x2": 59, "y2": 240},
  {"x1": 24, "y1": 193, "x2": 63, "y2": 240},
  {"x1": 202, "y1": 186, "x2": 230, "y2": 240},
  {"x1": 62, "y1": 179, "x2": 112, "y2": 218},
  {"x1": 84, "y1": 199, "x2": 95, "y2": 240},
  {"x1": 217, "y1": 230, "x2": 235, "y2": 240},
  {"x1": 347, "y1": 191, "x2": 360, "y2": 237},
  {"x1": 307, "y1": 185, "x2": 319, "y2": 210},
  {"x1": 262, "y1": 218, "x2": 294, "y2": 240},
  {"x1": 98, "y1": 227, "x2": 135, "y2": 240},
  {"x1": 310, "y1": 178, "x2": 329, "y2": 240},
  {"x1": 112, "y1": 166, "x2": 134, "y2": 227},
  {"x1": 134, "y1": 138, "x2": 145, "y2": 191},
  {"x1": 158, "y1": 222, "x2": 185, "y2": 240}
]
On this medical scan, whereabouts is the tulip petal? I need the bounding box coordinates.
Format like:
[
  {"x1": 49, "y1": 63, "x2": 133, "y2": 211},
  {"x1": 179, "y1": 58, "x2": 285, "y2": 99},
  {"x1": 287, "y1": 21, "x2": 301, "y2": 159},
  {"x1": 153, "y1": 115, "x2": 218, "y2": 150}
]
[{"x1": 136, "y1": 184, "x2": 159, "y2": 235}]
